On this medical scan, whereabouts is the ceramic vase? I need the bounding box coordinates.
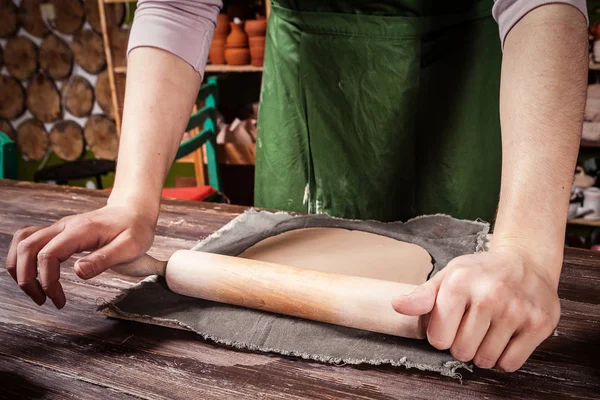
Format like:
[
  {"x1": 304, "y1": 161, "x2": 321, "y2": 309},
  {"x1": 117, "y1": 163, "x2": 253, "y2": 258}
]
[{"x1": 226, "y1": 21, "x2": 248, "y2": 48}]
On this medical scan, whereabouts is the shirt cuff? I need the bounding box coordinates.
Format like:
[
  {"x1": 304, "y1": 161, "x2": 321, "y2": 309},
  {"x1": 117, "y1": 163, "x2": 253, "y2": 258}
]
[{"x1": 127, "y1": 0, "x2": 221, "y2": 75}]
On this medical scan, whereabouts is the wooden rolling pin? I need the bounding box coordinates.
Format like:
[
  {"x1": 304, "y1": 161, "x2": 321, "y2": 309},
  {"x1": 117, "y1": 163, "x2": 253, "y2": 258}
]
[{"x1": 112, "y1": 250, "x2": 427, "y2": 339}]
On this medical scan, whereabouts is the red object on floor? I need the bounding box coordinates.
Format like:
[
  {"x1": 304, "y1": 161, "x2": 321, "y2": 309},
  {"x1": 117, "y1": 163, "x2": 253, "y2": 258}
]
[
  {"x1": 161, "y1": 186, "x2": 217, "y2": 201},
  {"x1": 105, "y1": 186, "x2": 217, "y2": 201}
]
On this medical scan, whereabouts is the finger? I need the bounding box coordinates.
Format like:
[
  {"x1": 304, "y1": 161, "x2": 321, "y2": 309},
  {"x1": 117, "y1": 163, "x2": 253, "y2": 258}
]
[
  {"x1": 6, "y1": 226, "x2": 45, "y2": 282},
  {"x1": 37, "y1": 225, "x2": 112, "y2": 308},
  {"x1": 449, "y1": 305, "x2": 491, "y2": 362},
  {"x1": 495, "y1": 321, "x2": 554, "y2": 372},
  {"x1": 473, "y1": 322, "x2": 517, "y2": 369},
  {"x1": 391, "y1": 269, "x2": 447, "y2": 316},
  {"x1": 16, "y1": 224, "x2": 67, "y2": 306},
  {"x1": 426, "y1": 273, "x2": 469, "y2": 350},
  {"x1": 75, "y1": 233, "x2": 144, "y2": 279}
]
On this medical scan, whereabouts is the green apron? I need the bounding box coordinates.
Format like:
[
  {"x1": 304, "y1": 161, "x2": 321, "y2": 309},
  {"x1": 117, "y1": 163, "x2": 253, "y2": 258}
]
[{"x1": 255, "y1": 0, "x2": 502, "y2": 222}]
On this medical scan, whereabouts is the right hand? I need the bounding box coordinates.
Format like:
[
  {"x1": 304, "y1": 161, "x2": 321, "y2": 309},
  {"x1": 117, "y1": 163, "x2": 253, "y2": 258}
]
[{"x1": 5, "y1": 204, "x2": 156, "y2": 309}]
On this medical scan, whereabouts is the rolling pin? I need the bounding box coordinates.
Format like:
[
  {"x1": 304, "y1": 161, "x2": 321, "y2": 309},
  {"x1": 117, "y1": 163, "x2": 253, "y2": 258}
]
[{"x1": 112, "y1": 250, "x2": 427, "y2": 339}]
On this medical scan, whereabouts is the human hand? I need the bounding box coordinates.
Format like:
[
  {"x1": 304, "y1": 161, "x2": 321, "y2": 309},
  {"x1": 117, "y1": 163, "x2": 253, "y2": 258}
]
[
  {"x1": 391, "y1": 250, "x2": 561, "y2": 372},
  {"x1": 5, "y1": 204, "x2": 156, "y2": 309}
]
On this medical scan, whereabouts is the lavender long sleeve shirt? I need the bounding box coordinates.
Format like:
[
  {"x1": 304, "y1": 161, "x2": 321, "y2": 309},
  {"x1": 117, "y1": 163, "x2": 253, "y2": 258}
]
[{"x1": 127, "y1": 0, "x2": 588, "y2": 75}]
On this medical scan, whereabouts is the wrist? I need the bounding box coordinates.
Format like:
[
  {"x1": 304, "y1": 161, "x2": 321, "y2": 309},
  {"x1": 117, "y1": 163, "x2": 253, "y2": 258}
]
[
  {"x1": 107, "y1": 188, "x2": 161, "y2": 224},
  {"x1": 490, "y1": 234, "x2": 563, "y2": 288}
]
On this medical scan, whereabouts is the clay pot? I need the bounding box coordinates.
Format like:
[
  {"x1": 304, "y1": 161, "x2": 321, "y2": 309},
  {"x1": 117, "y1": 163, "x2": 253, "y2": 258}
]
[
  {"x1": 245, "y1": 18, "x2": 266, "y2": 37},
  {"x1": 225, "y1": 48, "x2": 250, "y2": 65},
  {"x1": 226, "y1": 21, "x2": 248, "y2": 48},
  {"x1": 248, "y1": 35, "x2": 265, "y2": 66},
  {"x1": 249, "y1": 36, "x2": 265, "y2": 48},
  {"x1": 249, "y1": 44, "x2": 264, "y2": 66},
  {"x1": 215, "y1": 14, "x2": 230, "y2": 36}
]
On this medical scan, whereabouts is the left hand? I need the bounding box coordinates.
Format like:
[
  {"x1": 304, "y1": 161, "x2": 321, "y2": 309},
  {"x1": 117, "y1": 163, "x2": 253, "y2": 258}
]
[{"x1": 391, "y1": 250, "x2": 561, "y2": 372}]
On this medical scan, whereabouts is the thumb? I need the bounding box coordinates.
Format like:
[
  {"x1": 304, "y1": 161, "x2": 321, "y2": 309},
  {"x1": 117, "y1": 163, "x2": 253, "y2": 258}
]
[
  {"x1": 391, "y1": 270, "x2": 445, "y2": 316},
  {"x1": 75, "y1": 234, "x2": 143, "y2": 279}
]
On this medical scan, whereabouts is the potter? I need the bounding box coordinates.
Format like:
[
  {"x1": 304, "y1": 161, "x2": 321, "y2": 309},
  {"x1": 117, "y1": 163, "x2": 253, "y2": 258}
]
[{"x1": 6, "y1": 0, "x2": 589, "y2": 375}]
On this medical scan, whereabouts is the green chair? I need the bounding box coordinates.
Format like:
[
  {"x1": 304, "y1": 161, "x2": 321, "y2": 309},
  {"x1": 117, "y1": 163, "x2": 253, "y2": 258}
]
[
  {"x1": 174, "y1": 76, "x2": 221, "y2": 192},
  {"x1": 0, "y1": 132, "x2": 17, "y2": 180}
]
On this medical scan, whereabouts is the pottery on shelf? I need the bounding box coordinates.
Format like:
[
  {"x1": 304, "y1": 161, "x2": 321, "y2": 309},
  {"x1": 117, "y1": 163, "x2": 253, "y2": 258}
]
[
  {"x1": 210, "y1": 14, "x2": 230, "y2": 65},
  {"x1": 209, "y1": 40, "x2": 226, "y2": 64},
  {"x1": 225, "y1": 47, "x2": 250, "y2": 65},
  {"x1": 215, "y1": 14, "x2": 230, "y2": 36},
  {"x1": 248, "y1": 35, "x2": 265, "y2": 67},
  {"x1": 226, "y1": 21, "x2": 248, "y2": 48},
  {"x1": 245, "y1": 18, "x2": 267, "y2": 37}
]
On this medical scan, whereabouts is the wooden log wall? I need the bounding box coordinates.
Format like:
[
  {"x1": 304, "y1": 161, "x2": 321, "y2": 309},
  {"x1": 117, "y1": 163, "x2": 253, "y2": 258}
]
[{"x1": 1, "y1": 0, "x2": 128, "y2": 163}]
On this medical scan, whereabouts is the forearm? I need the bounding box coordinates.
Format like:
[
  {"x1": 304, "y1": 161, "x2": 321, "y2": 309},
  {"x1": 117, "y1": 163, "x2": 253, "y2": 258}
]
[
  {"x1": 492, "y1": 4, "x2": 588, "y2": 284},
  {"x1": 108, "y1": 47, "x2": 201, "y2": 219}
]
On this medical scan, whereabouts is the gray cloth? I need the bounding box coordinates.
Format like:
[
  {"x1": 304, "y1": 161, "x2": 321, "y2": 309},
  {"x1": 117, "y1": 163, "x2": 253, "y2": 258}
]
[{"x1": 100, "y1": 210, "x2": 489, "y2": 379}]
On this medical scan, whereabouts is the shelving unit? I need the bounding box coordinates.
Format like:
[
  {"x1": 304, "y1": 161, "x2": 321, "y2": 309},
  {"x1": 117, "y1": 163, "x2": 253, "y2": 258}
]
[
  {"x1": 113, "y1": 65, "x2": 264, "y2": 74},
  {"x1": 568, "y1": 218, "x2": 600, "y2": 227},
  {"x1": 98, "y1": 0, "x2": 267, "y2": 181},
  {"x1": 581, "y1": 139, "x2": 600, "y2": 148}
]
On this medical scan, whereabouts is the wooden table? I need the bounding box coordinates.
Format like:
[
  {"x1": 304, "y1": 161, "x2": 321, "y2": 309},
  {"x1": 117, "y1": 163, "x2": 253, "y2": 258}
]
[{"x1": 1, "y1": 180, "x2": 599, "y2": 400}]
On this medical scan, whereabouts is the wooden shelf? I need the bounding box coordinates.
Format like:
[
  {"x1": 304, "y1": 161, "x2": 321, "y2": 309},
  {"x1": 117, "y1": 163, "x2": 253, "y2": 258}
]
[
  {"x1": 568, "y1": 218, "x2": 600, "y2": 227},
  {"x1": 581, "y1": 139, "x2": 600, "y2": 148},
  {"x1": 113, "y1": 64, "x2": 263, "y2": 74},
  {"x1": 206, "y1": 64, "x2": 263, "y2": 73}
]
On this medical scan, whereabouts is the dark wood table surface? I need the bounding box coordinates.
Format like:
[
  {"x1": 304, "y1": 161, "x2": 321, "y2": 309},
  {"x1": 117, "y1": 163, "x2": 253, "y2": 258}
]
[{"x1": 1, "y1": 180, "x2": 599, "y2": 400}]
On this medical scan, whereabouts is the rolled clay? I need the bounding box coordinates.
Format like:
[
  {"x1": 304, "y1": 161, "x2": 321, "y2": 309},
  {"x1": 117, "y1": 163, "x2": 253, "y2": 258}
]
[
  {"x1": 239, "y1": 228, "x2": 433, "y2": 285},
  {"x1": 164, "y1": 250, "x2": 426, "y2": 339}
]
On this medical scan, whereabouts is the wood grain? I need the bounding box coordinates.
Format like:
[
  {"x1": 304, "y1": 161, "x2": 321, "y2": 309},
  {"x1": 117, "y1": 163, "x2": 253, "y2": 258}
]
[
  {"x1": 26, "y1": 73, "x2": 62, "y2": 122},
  {"x1": 0, "y1": 0, "x2": 19, "y2": 37},
  {"x1": 18, "y1": 0, "x2": 50, "y2": 38},
  {"x1": 0, "y1": 75, "x2": 25, "y2": 120},
  {"x1": 51, "y1": 0, "x2": 85, "y2": 34},
  {"x1": 72, "y1": 29, "x2": 107, "y2": 74},
  {"x1": 16, "y1": 118, "x2": 49, "y2": 161},
  {"x1": 39, "y1": 34, "x2": 74, "y2": 80},
  {"x1": 4, "y1": 36, "x2": 38, "y2": 81},
  {"x1": 0, "y1": 118, "x2": 16, "y2": 141},
  {"x1": 62, "y1": 75, "x2": 94, "y2": 117},
  {"x1": 83, "y1": 114, "x2": 118, "y2": 160},
  {"x1": 49, "y1": 120, "x2": 85, "y2": 161},
  {"x1": 0, "y1": 180, "x2": 599, "y2": 399}
]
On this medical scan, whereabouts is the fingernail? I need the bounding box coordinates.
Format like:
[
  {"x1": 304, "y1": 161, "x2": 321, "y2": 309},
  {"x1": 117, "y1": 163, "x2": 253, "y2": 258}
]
[
  {"x1": 35, "y1": 296, "x2": 46, "y2": 306},
  {"x1": 76, "y1": 261, "x2": 95, "y2": 278}
]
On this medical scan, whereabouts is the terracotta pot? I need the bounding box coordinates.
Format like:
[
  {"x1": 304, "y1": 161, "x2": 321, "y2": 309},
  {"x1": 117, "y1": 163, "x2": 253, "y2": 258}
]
[
  {"x1": 209, "y1": 45, "x2": 226, "y2": 64},
  {"x1": 251, "y1": 56, "x2": 264, "y2": 67},
  {"x1": 225, "y1": 48, "x2": 250, "y2": 65},
  {"x1": 215, "y1": 14, "x2": 230, "y2": 35},
  {"x1": 226, "y1": 21, "x2": 248, "y2": 48},
  {"x1": 249, "y1": 36, "x2": 265, "y2": 48},
  {"x1": 249, "y1": 44, "x2": 264, "y2": 58},
  {"x1": 245, "y1": 18, "x2": 267, "y2": 37}
]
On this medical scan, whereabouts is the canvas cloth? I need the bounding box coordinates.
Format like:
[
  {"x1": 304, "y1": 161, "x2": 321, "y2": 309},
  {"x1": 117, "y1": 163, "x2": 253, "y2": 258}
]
[{"x1": 100, "y1": 210, "x2": 489, "y2": 378}]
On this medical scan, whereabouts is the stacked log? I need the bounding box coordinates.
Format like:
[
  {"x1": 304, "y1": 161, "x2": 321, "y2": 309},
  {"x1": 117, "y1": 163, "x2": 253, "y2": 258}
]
[
  {"x1": 62, "y1": 76, "x2": 94, "y2": 117},
  {"x1": 27, "y1": 73, "x2": 62, "y2": 122},
  {"x1": 0, "y1": 0, "x2": 19, "y2": 38},
  {"x1": 4, "y1": 37, "x2": 38, "y2": 80},
  {"x1": 16, "y1": 119, "x2": 49, "y2": 161},
  {"x1": 0, "y1": 76, "x2": 26, "y2": 120},
  {"x1": 84, "y1": 115, "x2": 119, "y2": 160},
  {"x1": 49, "y1": 120, "x2": 85, "y2": 161},
  {"x1": 39, "y1": 34, "x2": 74, "y2": 80},
  {"x1": 72, "y1": 29, "x2": 106, "y2": 74}
]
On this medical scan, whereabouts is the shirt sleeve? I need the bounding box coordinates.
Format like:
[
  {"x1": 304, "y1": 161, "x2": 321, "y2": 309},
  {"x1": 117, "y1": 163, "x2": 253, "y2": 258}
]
[
  {"x1": 493, "y1": 0, "x2": 588, "y2": 46},
  {"x1": 127, "y1": 0, "x2": 223, "y2": 75}
]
